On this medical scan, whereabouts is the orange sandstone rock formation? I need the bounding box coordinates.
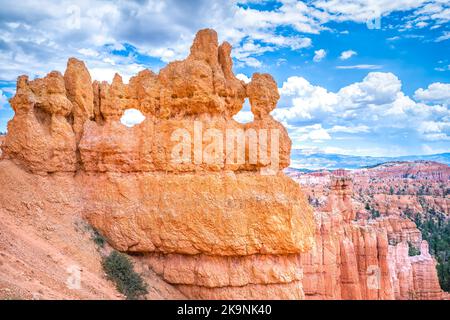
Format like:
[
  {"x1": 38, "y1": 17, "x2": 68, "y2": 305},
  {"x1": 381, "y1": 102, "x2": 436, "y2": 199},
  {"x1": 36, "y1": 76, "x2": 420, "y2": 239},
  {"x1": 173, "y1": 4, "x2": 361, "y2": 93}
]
[
  {"x1": 4, "y1": 73, "x2": 77, "y2": 173},
  {"x1": 298, "y1": 176, "x2": 447, "y2": 300},
  {"x1": 1, "y1": 29, "x2": 314, "y2": 299}
]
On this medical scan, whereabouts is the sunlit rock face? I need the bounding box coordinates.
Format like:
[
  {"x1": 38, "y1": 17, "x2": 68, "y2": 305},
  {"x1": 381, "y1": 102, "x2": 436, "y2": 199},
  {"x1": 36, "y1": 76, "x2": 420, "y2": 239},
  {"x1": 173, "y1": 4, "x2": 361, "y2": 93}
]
[
  {"x1": 1, "y1": 29, "x2": 315, "y2": 299},
  {"x1": 294, "y1": 175, "x2": 448, "y2": 300}
]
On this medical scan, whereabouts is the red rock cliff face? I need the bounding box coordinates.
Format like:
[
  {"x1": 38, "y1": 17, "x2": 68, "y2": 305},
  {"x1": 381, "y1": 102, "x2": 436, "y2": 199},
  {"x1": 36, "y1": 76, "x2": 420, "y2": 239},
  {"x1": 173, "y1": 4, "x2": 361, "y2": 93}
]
[
  {"x1": 1, "y1": 29, "x2": 315, "y2": 299},
  {"x1": 298, "y1": 176, "x2": 447, "y2": 300}
]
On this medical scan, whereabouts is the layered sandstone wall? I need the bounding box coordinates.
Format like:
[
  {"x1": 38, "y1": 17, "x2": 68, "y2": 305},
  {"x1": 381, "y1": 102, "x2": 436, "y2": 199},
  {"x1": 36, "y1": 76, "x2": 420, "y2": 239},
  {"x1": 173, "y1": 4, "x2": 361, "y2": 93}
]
[{"x1": 298, "y1": 176, "x2": 447, "y2": 300}]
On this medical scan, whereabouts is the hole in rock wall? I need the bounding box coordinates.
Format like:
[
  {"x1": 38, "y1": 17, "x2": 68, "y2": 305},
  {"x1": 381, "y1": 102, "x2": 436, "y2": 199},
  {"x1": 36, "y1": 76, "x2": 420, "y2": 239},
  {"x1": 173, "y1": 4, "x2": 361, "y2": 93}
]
[
  {"x1": 120, "y1": 108, "x2": 146, "y2": 127},
  {"x1": 232, "y1": 98, "x2": 254, "y2": 124}
]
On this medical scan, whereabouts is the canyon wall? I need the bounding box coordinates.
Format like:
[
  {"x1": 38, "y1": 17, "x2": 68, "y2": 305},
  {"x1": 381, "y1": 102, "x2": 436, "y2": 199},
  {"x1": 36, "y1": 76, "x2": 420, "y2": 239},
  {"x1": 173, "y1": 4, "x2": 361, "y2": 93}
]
[{"x1": 297, "y1": 176, "x2": 447, "y2": 300}]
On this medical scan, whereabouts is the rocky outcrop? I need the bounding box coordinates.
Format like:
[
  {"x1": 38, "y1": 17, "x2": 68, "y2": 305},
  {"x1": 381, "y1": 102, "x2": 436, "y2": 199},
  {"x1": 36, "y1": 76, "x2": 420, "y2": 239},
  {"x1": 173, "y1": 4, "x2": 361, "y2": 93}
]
[
  {"x1": 297, "y1": 174, "x2": 447, "y2": 300},
  {"x1": 298, "y1": 201, "x2": 393, "y2": 299},
  {"x1": 291, "y1": 162, "x2": 450, "y2": 218},
  {"x1": 388, "y1": 240, "x2": 444, "y2": 300},
  {"x1": 3, "y1": 73, "x2": 77, "y2": 173},
  {"x1": 64, "y1": 57, "x2": 95, "y2": 143},
  {"x1": 1, "y1": 29, "x2": 314, "y2": 299},
  {"x1": 372, "y1": 217, "x2": 422, "y2": 247},
  {"x1": 353, "y1": 161, "x2": 449, "y2": 216},
  {"x1": 0, "y1": 135, "x2": 5, "y2": 156}
]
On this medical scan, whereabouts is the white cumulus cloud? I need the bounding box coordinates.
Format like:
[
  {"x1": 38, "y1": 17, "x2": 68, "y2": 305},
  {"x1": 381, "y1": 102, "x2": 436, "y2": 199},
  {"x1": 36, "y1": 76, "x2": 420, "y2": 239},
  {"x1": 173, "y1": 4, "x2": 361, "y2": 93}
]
[
  {"x1": 273, "y1": 72, "x2": 450, "y2": 147},
  {"x1": 313, "y1": 49, "x2": 327, "y2": 62},
  {"x1": 339, "y1": 50, "x2": 357, "y2": 60},
  {"x1": 414, "y1": 82, "x2": 450, "y2": 104},
  {"x1": 436, "y1": 31, "x2": 450, "y2": 42},
  {"x1": 290, "y1": 124, "x2": 332, "y2": 144},
  {"x1": 328, "y1": 125, "x2": 370, "y2": 133}
]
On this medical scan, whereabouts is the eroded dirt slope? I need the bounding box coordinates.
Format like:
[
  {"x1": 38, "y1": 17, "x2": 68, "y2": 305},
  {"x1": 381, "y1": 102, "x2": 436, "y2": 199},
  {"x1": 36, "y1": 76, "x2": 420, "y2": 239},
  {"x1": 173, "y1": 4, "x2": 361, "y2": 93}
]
[{"x1": 0, "y1": 160, "x2": 184, "y2": 300}]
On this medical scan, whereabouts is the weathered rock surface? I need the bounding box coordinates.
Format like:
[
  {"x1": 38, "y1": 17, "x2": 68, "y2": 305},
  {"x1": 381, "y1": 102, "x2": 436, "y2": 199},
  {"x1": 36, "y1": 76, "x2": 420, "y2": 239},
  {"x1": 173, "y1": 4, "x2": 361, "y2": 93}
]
[
  {"x1": 1, "y1": 28, "x2": 314, "y2": 299},
  {"x1": 81, "y1": 172, "x2": 313, "y2": 255},
  {"x1": 0, "y1": 135, "x2": 5, "y2": 156},
  {"x1": 388, "y1": 240, "x2": 444, "y2": 300},
  {"x1": 143, "y1": 252, "x2": 305, "y2": 299},
  {"x1": 294, "y1": 175, "x2": 448, "y2": 300},
  {"x1": 64, "y1": 58, "x2": 94, "y2": 142},
  {"x1": 3, "y1": 73, "x2": 77, "y2": 173}
]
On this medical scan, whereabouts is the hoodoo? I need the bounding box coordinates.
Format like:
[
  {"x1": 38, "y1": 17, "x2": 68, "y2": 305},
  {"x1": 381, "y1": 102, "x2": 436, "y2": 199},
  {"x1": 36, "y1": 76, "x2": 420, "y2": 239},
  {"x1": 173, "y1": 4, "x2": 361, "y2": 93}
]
[{"x1": 1, "y1": 29, "x2": 315, "y2": 299}]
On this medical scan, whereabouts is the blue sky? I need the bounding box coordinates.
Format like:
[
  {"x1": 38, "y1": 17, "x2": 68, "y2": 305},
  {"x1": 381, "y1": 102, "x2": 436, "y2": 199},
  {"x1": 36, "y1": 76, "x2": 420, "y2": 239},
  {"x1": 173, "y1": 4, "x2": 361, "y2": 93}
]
[{"x1": 0, "y1": 0, "x2": 449, "y2": 157}]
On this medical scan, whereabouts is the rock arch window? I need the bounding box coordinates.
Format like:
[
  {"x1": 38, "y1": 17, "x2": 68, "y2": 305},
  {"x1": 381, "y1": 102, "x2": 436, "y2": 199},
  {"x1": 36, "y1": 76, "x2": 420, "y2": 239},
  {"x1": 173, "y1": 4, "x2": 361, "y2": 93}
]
[
  {"x1": 120, "y1": 108, "x2": 146, "y2": 127},
  {"x1": 232, "y1": 98, "x2": 254, "y2": 124}
]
